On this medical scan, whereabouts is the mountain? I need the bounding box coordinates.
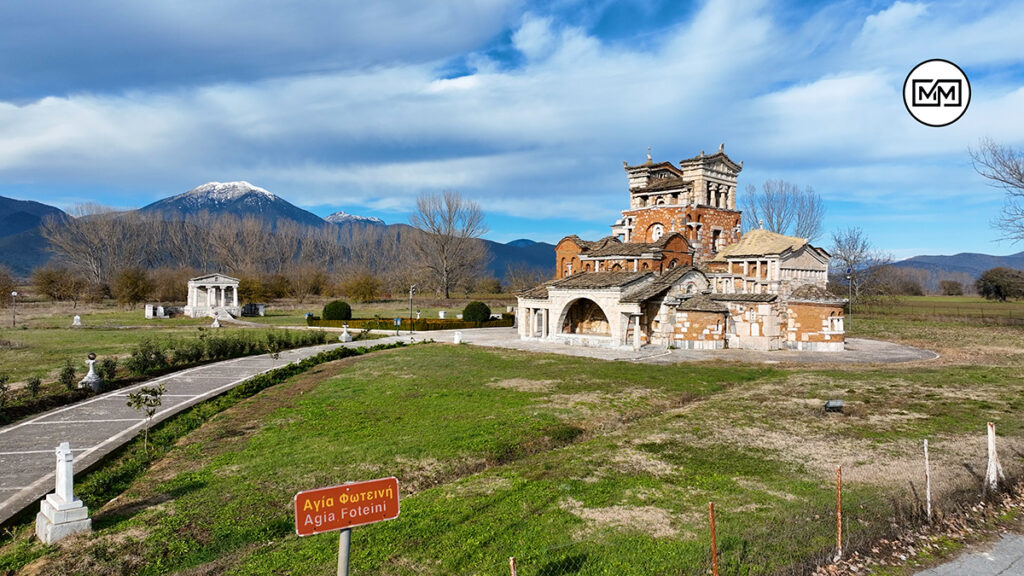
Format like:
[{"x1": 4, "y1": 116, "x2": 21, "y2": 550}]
[
  {"x1": 893, "y1": 251, "x2": 1024, "y2": 279},
  {"x1": 0, "y1": 196, "x2": 66, "y2": 240},
  {"x1": 139, "y1": 181, "x2": 326, "y2": 228},
  {"x1": 483, "y1": 238, "x2": 555, "y2": 278},
  {"x1": 325, "y1": 211, "x2": 385, "y2": 226}
]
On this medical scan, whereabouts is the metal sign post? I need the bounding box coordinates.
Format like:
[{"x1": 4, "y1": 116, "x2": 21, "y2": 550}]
[
  {"x1": 338, "y1": 529, "x2": 351, "y2": 576},
  {"x1": 295, "y1": 477, "x2": 400, "y2": 576},
  {"x1": 393, "y1": 317, "x2": 401, "y2": 336}
]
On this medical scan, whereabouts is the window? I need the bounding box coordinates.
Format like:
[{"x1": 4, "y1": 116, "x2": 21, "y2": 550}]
[{"x1": 651, "y1": 224, "x2": 664, "y2": 241}]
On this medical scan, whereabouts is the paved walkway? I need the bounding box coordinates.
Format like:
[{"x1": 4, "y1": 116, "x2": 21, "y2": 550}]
[
  {"x1": 0, "y1": 328, "x2": 934, "y2": 525},
  {"x1": 912, "y1": 533, "x2": 1024, "y2": 576}
]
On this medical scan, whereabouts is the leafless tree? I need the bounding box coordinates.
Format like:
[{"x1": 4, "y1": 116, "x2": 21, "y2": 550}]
[
  {"x1": 829, "y1": 227, "x2": 892, "y2": 299},
  {"x1": 41, "y1": 205, "x2": 155, "y2": 286},
  {"x1": 970, "y1": 138, "x2": 1024, "y2": 242},
  {"x1": 504, "y1": 263, "x2": 550, "y2": 292},
  {"x1": 0, "y1": 266, "x2": 15, "y2": 307},
  {"x1": 409, "y1": 191, "x2": 489, "y2": 299},
  {"x1": 743, "y1": 180, "x2": 825, "y2": 241}
]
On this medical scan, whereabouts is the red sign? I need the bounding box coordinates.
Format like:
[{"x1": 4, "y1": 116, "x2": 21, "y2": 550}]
[{"x1": 295, "y1": 477, "x2": 400, "y2": 536}]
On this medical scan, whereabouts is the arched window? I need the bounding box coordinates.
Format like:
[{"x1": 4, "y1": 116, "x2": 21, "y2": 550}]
[
  {"x1": 610, "y1": 263, "x2": 623, "y2": 271},
  {"x1": 650, "y1": 224, "x2": 664, "y2": 241},
  {"x1": 668, "y1": 259, "x2": 678, "y2": 269},
  {"x1": 641, "y1": 262, "x2": 649, "y2": 270}
]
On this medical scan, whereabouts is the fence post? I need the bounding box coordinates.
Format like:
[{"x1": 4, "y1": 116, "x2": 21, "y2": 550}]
[
  {"x1": 508, "y1": 556, "x2": 517, "y2": 576},
  {"x1": 835, "y1": 465, "x2": 843, "y2": 561},
  {"x1": 986, "y1": 422, "x2": 1005, "y2": 493},
  {"x1": 924, "y1": 439, "x2": 932, "y2": 522},
  {"x1": 709, "y1": 502, "x2": 719, "y2": 576}
]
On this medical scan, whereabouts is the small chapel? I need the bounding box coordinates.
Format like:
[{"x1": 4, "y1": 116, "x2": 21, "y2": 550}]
[{"x1": 516, "y1": 145, "x2": 846, "y2": 351}]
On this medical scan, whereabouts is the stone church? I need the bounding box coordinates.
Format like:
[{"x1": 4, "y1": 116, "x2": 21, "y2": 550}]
[{"x1": 516, "y1": 145, "x2": 845, "y2": 351}]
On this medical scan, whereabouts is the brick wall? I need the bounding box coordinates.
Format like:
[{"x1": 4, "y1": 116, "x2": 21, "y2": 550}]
[{"x1": 786, "y1": 303, "x2": 845, "y2": 344}]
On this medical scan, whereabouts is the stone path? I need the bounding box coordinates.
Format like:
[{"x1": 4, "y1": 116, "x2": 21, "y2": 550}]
[
  {"x1": 912, "y1": 533, "x2": 1024, "y2": 576},
  {"x1": 0, "y1": 327, "x2": 935, "y2": 525}
]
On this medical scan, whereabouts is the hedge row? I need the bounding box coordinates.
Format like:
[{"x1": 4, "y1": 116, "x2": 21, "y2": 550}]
[
  {"x1": 0, "y1": 329, "x2": 332, "y2": 425},
  {"x1": 306, "y1": 317, "x2": 515, "y2": 331}
]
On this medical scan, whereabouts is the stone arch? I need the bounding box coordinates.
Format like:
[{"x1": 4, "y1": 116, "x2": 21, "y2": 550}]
[
  {"x1": 668, "y1": 259, "x2": 678, "y2": 269},
  {"x1": 610, "y1": 263, "x2": 623, "y2": 271},
  {"x1": 559, "y1": 298, "x2": 611, "y2": 336}
]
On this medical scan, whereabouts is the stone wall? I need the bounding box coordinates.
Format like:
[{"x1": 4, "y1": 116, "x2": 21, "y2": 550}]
[
  {"x1": 555, "y1": 238, "x2": 584, "y2": 279},
  {"x1": 620, "y1": 205, "x2": 740, "y2": 261}
]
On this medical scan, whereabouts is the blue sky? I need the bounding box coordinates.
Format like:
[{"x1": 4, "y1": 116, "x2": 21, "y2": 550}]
[{"x1": 1, "y1": 0, "x2": 1023, "y2": 258}]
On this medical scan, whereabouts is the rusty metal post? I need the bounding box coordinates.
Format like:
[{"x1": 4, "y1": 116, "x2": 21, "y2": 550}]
[
  {"x1": 508, "y1": 556, "x2": 517, "y2": 576},
  {"x1": 709, "y1": 502, "x2": 719, "y2": 576},
  {"x1": 835, "y1": 465, "x2": 843, "y2": 560}
]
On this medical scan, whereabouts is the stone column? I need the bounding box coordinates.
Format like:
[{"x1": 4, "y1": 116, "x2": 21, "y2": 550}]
[
  {"x1": 220, "y1": 285, "x2": 226, "y2": 307},
  {"x1": 232, "y1": 286, "x2": 238, "y2": 307},
  {"x1": 633, "y1": 315, "x2": 642, "y2": 350},
  {"x1": 541, "y1": 309, "x2": 549, "y2": 338},
  {"x1": 526, "y1": 309, "x2": 534, "y2": 338}
]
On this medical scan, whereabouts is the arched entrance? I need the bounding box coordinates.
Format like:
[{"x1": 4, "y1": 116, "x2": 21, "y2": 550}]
[{"x1": 561, "y1": 299, "x2": 611, "y2": 336}]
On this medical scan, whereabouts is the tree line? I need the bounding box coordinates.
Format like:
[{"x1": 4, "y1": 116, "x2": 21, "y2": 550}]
[{"x1": 15, "y1": 191, "x2": 544, "y2": 308}]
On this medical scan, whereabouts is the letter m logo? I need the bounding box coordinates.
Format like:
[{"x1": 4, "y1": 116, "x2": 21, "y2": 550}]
[{"x1": 912, "y1": 79, "x2": 961, "y2": 107}]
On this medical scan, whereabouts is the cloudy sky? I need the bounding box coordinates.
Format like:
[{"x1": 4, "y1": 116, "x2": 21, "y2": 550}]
[{"x1": 1, "y1": 0, "x2": 1023, "y2": 257}]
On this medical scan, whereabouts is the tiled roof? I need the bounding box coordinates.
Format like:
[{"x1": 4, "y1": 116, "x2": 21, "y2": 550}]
[
  {"x1": 711, "y1": 229, "x2": 806, "y2": 260},
  {"x1": 587, "y1": 233, "x2": 683, "y2": 258},
  {"x1": 547, "y1": 271, "x2": 651, "y2": 290},
  {"x1": 709, "y1": 293, "x2": 778, "y2": 303},
  {"x1": 641, "y1": 177, "x2": 690, "y2": 192},
  {"x1": 677, "y1": 294, "x2": 728, "y2": 313},
  {"x1": 788, "y1": 284, "x2": 846, "y2": 304},
  {"x1": 621, "y1": 266, "x2": 697, "y2": 303}
]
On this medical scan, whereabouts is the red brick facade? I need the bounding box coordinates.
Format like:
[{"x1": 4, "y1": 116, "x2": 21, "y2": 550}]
[{"x1": 622, "y1": 205, "x2": 740, "y2": 262}]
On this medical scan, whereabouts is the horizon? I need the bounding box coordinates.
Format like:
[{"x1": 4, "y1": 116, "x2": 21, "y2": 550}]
[{"x1": 1, "y1": 1, "x2": 1023, "y2": 259}]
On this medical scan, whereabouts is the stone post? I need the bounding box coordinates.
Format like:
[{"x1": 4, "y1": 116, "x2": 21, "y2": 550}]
[
  {"x1": 541, "y1": 309, "x2": 549, "y2": 339},
  {"x1": 36, "y1": 442, "x2": 91, "y2": 544}
]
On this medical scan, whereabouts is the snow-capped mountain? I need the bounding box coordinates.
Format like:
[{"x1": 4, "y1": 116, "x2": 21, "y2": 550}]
[
  {"x1": 324, "y1": 211, "x2": 385, "y2": 226},
  {"x1": 140, "y1": 181, "x2": 326, "y2": 228}
]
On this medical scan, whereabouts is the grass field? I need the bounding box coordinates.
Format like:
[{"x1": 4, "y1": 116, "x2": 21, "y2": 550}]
[
  {"x1": 857, "y1": 295, "x2": 1024, "y2": 323},
  {"x1": 2, "y1": 312, "x2": 1022, "y2": 575}
]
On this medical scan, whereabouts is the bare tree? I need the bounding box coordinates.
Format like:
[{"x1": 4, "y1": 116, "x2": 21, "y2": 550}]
[
  {"x1": 829, "y1": 227, "x2": 892, "y2": 299},
  {"x1": 742, "y1": 180, "x2": 825, "y2": 241},
  {"x1": 970, "y1": 138, "x2": 1024, "y2": 242},
  {"x1": 410, "y1": 191, "x2": 489, "y2": 299}
]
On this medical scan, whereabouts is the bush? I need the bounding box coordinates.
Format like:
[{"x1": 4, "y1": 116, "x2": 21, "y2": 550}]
[
  {"x1": 27, "y1": 376, "x2": 42, "y2": 397},
  {"x1": 940, "y1": 280, "x2": 964, "y2": 296},
  {"x1": 59, "y1": 360, "x2": 76, "y2": 390},
  {"x1": 340, "y1": 274, "x2": 381, "y2": 303},
  {"x1": 323, "y1": 300, "x2": 352, "y2": 321},
  {"x1": 462, "y1": 301, "x2": 492, "y2": 323},
  {"x1": 98, "y1": 358, "x2": 118, "y2": 381}
]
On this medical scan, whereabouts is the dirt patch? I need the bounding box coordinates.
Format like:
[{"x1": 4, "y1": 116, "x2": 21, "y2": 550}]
[
  {"x1": 486, "y1": 378, "x2": 558, "y2": 393},
  {"x1": 609, "y1": 447, "x2": 677, "y2": 477},
  {"x1": 394, "y1": 455, "x2": 488, "y2": 495},
  {"x1": 561, "y1": 497, "x2": 678, "y2": 538}
]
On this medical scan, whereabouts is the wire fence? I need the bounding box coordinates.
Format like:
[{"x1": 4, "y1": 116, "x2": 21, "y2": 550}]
[
  {"x1": 358, "y1": 422, "x2": 1024, "y2": 576},
  {"x1": 858, "y1": 303, "x2": 1024, "y2": 325}
]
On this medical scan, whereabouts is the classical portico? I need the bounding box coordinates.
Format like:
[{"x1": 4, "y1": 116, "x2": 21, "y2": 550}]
[{"x1": 183, "y1": 274, "x2": 241, "y2": 318}]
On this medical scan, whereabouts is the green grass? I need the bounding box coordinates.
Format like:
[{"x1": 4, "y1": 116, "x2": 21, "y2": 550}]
[
  {"x1": 857, "y1": 295, "x2": 1024, "y2": 321},
  {"x1": 3, "y1": 313, "x2": 1023, "y2": 575}
]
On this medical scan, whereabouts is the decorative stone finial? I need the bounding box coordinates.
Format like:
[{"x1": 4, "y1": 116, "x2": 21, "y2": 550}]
[
  {"x1": 699, "y1": 150, "x2": 704, "y2": 157},
  {"x1": 646, "y1": 147, "x2": 652, "y2": 163},
  {"x1": 719, "y1": 143, "x2": 725, "y2": 152},
  {"x1": 759, "y1": 219, "x2": 764, "y2": 230},
  {"x1": 78, "y1": 352, "x2": 103, "y2": 392}
]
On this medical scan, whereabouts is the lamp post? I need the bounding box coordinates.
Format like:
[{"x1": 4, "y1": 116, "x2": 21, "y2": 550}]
[
  {"x1": 845, "y1": 268, "x2": 852, "y2": 330},
  {"x1": 10, "y1": 291, "x2": 16, "y2": 328},
  {"x1": 408, "y1": 285, "x2": 417, "y2": 335}
]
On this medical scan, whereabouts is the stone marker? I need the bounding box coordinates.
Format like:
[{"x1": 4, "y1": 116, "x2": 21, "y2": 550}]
[
  {"x1": 339, "y1": 324, "x2": 353, "y2": 343},
  {"x1": 211, "y1": 317, "x2": 221, "y2": 328},
  {"x1": 71, "y1": 315, "x2": 82, "y2": 327},
  {"x1": 454, "y1": 331, "x2": 463, "y2": 344},
  {"x1": 36, "y1": 442, "x2": 91, "y2": 544},
  {"x1": 78, "y1": 352, "x2": 103, "y2": 392},
  {"x1": 438, "y1": 311, "x2": 446, "y2": 319},
  {"x1": 145, "y1": 304, "x2": 154, "y2": 319}
]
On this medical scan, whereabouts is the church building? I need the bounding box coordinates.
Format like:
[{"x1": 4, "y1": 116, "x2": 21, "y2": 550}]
[{"x1": 516, "y1": 145, "x2": 845, "y2": 351}]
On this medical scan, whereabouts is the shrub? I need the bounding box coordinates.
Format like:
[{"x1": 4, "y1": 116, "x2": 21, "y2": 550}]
[
  {"x1": 340, "y1": 274, "x2": 381, "y2": 303},
  {"x1": 323, "y1": 300, "x2": 352, "y2": 321},
  {"x1": 939, "y1": 280, "x2": 964, "y2": 296},
  {"x1": 98, "y1": 358, "x2": 118, "y2": 381},
  {"x1": 463, "y1": 301, "x2": 492, "y2": 323},
  {"x1": 976, "y1": 267, "x2": 1024, "y2": 301},
  {"x1": 59, "y1": 360, "x2": 76, "y2": 390},
  {"x1": 124, "y1": 339, "x2": 168, "y2": 376},
  {"x1": 27, "y1": 376, "x2": 42, "y2": 397}
]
